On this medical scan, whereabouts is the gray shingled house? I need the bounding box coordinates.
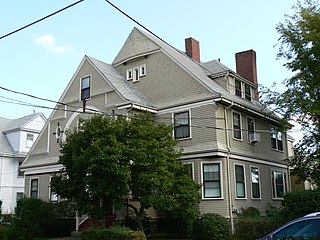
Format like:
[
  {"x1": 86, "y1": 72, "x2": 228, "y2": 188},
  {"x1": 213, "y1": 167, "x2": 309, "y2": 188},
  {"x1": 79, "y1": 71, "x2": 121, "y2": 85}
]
[{"x1": 21, "y1": 27, "x2": 290, "y2": 230}]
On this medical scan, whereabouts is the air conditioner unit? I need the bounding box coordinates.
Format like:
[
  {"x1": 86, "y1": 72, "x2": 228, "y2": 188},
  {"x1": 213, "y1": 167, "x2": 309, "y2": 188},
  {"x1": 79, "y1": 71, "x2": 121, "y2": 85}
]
[{"x1": 249, "y1": 132, "x2": 261, "y2": 144}]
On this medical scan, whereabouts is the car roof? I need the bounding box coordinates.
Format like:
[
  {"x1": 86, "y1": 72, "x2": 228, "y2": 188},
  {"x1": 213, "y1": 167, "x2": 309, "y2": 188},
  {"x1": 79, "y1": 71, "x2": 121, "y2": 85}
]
[{"x1": 303, "y1": 212, "x2": 320, "y2": 218}]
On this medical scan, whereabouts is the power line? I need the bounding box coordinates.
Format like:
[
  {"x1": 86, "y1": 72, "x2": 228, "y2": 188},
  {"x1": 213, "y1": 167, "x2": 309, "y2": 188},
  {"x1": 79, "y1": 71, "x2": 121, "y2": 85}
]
[{"x1": 0, "y1": 0, "x2": 84, "y2": 40}]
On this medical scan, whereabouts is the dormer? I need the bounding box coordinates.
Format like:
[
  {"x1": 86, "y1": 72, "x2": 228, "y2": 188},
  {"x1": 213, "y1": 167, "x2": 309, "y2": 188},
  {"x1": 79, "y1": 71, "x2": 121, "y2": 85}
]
[{"x1": 3, "y1": 113, "x2": 46, "y2": 154}]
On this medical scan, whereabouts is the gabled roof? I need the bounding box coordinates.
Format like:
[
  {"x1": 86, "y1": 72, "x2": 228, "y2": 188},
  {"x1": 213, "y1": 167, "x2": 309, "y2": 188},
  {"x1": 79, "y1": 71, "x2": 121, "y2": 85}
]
[
  {"x1": 113, "y1": 27, "x2": 278, "y2": 121},
  {"x1": 3, "y1": 112, "x2": 46, "y2": 133},
  {"x1": 87, "y1": 56, "x2": 155, "y2": 109},
  {"x1": 0, "y1": 112, "x2": 46, "y2": 155}
]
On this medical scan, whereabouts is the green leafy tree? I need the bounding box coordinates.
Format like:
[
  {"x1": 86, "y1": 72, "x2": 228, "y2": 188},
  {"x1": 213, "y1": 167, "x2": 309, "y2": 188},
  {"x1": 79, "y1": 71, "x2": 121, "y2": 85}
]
[
  {"x1": 52, "y1": 113, "x2": 200, "y2": 231},
  {"x1": 262, "y1": 0, "x2": 320, "y2": 185}
]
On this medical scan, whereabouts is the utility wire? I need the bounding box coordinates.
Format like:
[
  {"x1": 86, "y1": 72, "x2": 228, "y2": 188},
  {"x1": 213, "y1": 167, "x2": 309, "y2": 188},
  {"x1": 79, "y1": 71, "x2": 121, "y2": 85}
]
[
  {"x1": 0, "y1": 85, "x2": 102, "y2": 114},
  {"x1": 0, "y1": 0, "x2": 84, "y2": 40}
]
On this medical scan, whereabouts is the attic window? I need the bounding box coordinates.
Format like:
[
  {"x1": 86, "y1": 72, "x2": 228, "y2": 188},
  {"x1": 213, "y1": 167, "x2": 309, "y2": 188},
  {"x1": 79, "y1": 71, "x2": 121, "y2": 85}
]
[
  {"x1": 133, "y1": 67, "x2": 139, "y2": 82},
  {"x1": 140, "y1": 64, "x2": 146, "y2": 76},
  {"x1": 81, "y1": 76, "x2": 91, "y2": 100},
  {"x1": 126, "y1": 68, "x2": 133, "y2": 80}
]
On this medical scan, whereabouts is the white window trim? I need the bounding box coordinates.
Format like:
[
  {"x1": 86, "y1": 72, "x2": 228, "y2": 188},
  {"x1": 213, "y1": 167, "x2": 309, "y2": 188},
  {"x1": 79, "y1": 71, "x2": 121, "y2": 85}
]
[
  {"x1": 26, "y1": 133, "x2": 34, "y2": 148},
  {"x1": 271, "y1": 169, "x2": 288, "y2": 200},
  {"x1": 126, "y1": 68, "x2": 133, "y2": 80},
  {"x1": 29, "y1": 178, "x2": 39, "y2": 198},
  {"x1": 232, "y1": 111, "x2": 242, "y2": 141},
  {"x1": 201, "y1": 161, "x2": 224, "y2": 200},
  {"x1": 79, "y1": 75, "x2": 92, "y2": 101},
  {"x1": 172, "y1": 110, "x2": 192, "y2": 140},
  {"x1": 133, "y1": 67, "x2": 139, "y2": 82},
  {"x1": 235, "y1": 79, "x2": 242, "y2": 97},
  {"x1": 140, "y1": 64, "x2": 146, "y2": 77},
  {"x1": 49, "y1": 176, "x2": 59, "y2": 202},
  {"x1": 247, "y1": 117, "x2": 255, "y2": 143},
  {"x1": 250, "y1": 165, "x2": 261, "y2": 200},
  {"x1": 234, "y1": 163, "x2": 247, "y2": 199},
  {"x1": 270, "y1": 126, "x2": 284, "y2": 152},
  {"x1": 244, "y1": 83, "x2": 252, "y2": 101}
]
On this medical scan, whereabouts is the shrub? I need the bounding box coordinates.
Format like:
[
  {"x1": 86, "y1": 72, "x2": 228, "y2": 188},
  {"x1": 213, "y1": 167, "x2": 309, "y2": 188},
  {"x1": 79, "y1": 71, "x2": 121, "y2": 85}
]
[
  {"x1": 281, "y1": 189, "x2": 320, "y2": 221},
  {"x1": 238, "y1": 207, "x2": 260, "y2": 219},
  {"x1": 234, "y1": 218, "x2": 277, "y2": 240},
  {"x1": 81, "y1": 225, "x2": 146, "y2": 240},
  {"x1": 14, "y1": 198, "x2": 49, "y2": 239},
  {"x1": 12, "y1": 198, "x2": 76, "y2": 239},
  {"x1": 193, "y1": 213, "x2": 230, "y2": 240}
]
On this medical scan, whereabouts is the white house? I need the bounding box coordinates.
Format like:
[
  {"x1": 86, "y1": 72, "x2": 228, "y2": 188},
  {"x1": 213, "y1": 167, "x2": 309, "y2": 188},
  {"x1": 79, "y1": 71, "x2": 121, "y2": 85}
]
[{"x1": 0, "y1": 112, "x2": 46, "y2": 213}]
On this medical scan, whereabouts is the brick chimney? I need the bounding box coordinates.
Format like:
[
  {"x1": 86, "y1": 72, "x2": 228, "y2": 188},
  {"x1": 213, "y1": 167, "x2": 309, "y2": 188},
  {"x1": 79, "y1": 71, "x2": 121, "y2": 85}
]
[
  {"x1": 185, "y1": 37, "x2": 200, "y2": 63},
  {"x1": 235, "y1": 50, "x2": 258, "y2": 86},
  {"x1": 235, "y1": 50, "x2": 259, "y2": 99}
]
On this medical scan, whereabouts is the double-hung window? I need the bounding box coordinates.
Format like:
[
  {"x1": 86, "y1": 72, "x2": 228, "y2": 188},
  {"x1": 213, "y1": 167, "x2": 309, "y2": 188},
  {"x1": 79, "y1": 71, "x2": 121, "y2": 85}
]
[
  {"x1": 133, "y1": 67, "x2": 139, "y2": 82},
  {"x1": 30, "y1": 179, "x2": 39, "y2": 199},
  {"x1": 271, "y1": 170, "x2": 287, "y2": 199},
  {"x1": 26, "y1": 133, "x2": 34, "y2": 148},
  {"x1": 245, "y1": 84, "x2": 252, "y2": 101},
  {"x1": 203, "y1": 163, "x2": 221, "y2": 198},
  {"x1": 50, "y1": 177, "x2": 58, "y2": 202},
  {"x1": 233, "y1": 112, "x2": 242, "y2": 140},
  {"x1": 81, "y1": 76, "x2": 91, "y2": 100},
  {"x1": 174, "y1": 111, "x2": 190, "y2": 139},
  {"x1": 251, "y1": 166, "x2": 261, "y2": 199},
  {"x1": 235, "y1": 80, "x2": 242, "y2": 97},
  {"x1": 235, "y1": 164, "x2": 246, "y2": 198},
  {"x1": 247, "y1": 117, "x2": 254, "y2": 138},
  {"x1": 270, "y1": 127, "x2": 284, "y2": 151}
]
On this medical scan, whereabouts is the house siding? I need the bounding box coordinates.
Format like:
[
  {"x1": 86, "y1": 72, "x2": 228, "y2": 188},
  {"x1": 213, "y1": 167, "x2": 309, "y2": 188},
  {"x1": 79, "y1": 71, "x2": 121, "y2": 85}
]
[{"x1": 115, "y1": 52, "x2": 212, "y2": 108}]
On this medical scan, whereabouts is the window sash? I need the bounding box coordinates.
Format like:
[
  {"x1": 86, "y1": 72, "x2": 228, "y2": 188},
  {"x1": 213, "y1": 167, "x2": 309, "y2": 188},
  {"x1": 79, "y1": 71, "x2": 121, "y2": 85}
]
[
  {"x1": 174, "y1": 112, "x2": 190, "y2": 139},
  {"x1": 251, "y1": 167, "x2": 260, "y2": 198},
  {"x1": 235, "y1": 165, "x2": 246, "y2": 198},
  {"x1": 272, "y1": 170, "x2": 287, "y2": 198},
  {"x1": 233, "y1": 113, "x2": 242, "y2": 139},
  {"x1": 203, "y1": 163, "x2": 221, "y2": 198},
  {"x1": 245, "y1": 84, "x2": 251, "y2": 100},
  {"x1": 235, "y1": 80, "x2": 242, "y2": 96},
  {"x1": 270, "y1": 127, "x2": 284, "y2": 151},
  {"x1": 26, "y1": 133, "x2": 34, "y2": 148},
  {"x1": 81, "y1": 76, "x2": 90, "y2": 100},
  {"x1": 30, "y1": 179, "x2": 38, "y2": 198}
]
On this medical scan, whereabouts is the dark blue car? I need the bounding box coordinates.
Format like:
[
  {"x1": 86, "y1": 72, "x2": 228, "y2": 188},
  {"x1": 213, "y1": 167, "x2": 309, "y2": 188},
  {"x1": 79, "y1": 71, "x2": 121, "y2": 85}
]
[{"x1": 258, "y1": 212, "x2": 320, "y2": 240}]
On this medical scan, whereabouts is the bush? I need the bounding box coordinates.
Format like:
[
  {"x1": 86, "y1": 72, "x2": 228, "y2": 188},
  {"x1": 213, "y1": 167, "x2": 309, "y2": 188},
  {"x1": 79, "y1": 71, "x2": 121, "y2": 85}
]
[
  {"x1": 234, "y1": 218, "x2": 277, "y2": 240},
  {"x1": 81, "y1": 225, "x2": 146, "y2": 240},
  {"x1": 238, "y1": 207, "x2": 260, "y2": 219},
  {"x1": 193, "y1": 213, "x2": 230, "y2": 240},
  {"x1": 281, "y1": 189, "x2": 320, "y2": 221},
  {"x1": 9, "y1": 198, "x2": 76, "y2": 239}
]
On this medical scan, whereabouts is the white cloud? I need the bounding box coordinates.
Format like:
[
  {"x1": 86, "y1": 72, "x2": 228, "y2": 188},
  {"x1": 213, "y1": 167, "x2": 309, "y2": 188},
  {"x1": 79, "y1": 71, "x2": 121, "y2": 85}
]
[{"x1": 35, "y1": 34, "x2": 75, "y2": 53}]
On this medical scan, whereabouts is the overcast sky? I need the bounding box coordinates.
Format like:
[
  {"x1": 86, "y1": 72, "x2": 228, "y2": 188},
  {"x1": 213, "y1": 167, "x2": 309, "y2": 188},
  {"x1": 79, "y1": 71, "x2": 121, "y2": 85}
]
[{"x1": 0, "y1": 1, "x2": 295, "y2": 120}]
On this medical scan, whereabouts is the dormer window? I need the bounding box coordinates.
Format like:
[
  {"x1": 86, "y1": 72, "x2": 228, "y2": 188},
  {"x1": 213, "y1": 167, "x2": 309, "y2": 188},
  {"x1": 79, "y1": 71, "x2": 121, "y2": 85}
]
[
  {"x1": 235, "y1": 80, "x2": 242, "y2": 97},
  {"x1": 81, "y1": 76, "x2": 91, "y2": 100},
  {"x1": 26, "y1": 133, "x2": 34, "y2": 148},
  {"x1": 245, "y1": 84, "x2": 252, "y2": 101},
  {"x1": 234, "y1": 79, "x2": 254, "y2": 101}
]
